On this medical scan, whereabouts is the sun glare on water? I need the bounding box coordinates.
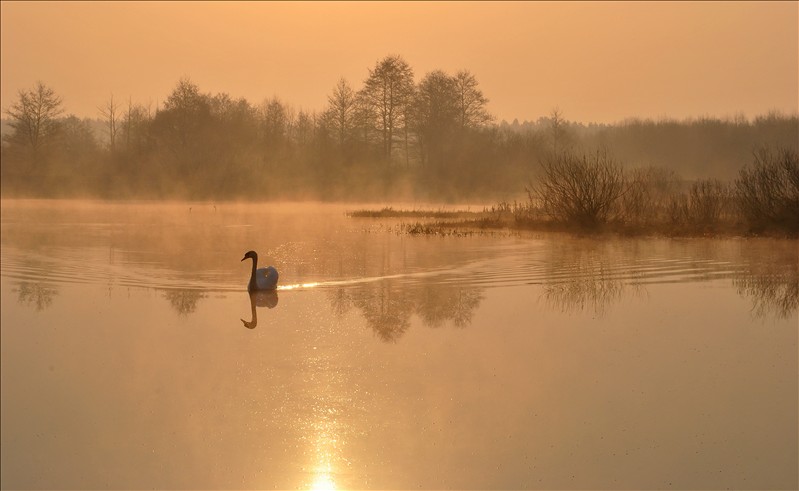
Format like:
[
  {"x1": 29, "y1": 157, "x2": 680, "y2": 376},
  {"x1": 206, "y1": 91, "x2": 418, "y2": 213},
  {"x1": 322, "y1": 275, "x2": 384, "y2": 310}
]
[
  {"x1": 278, "y1": 282, "x2": 321, "y2": 291},
  {"x1": 310, "y1": 471, "x2": 336, "y2": 491}
]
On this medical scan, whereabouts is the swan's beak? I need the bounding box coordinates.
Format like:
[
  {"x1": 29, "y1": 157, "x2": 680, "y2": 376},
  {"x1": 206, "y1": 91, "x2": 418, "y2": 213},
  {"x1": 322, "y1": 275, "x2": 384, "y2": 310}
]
[{"x1": 241, "y1": 256, "x2": 247, "y2": 261}]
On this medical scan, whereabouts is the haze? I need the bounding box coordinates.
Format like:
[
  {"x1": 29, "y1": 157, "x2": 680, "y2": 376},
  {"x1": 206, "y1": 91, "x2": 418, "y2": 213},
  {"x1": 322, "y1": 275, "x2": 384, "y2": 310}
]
[{"x1": 2, "y1": 1, "x2": 797, "y2": 124}]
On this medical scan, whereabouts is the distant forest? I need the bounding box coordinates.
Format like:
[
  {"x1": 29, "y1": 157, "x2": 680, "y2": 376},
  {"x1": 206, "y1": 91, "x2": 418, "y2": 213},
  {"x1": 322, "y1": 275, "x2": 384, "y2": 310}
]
[{"x1": 2, "y1": 55, "x2": 797, "y2": 201}]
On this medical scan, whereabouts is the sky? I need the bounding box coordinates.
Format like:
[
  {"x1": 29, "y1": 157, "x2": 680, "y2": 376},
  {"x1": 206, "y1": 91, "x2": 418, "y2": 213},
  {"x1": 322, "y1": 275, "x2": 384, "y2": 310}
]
[{"x1": 1, "y1": 1, "x2": 797, "y2": 124}]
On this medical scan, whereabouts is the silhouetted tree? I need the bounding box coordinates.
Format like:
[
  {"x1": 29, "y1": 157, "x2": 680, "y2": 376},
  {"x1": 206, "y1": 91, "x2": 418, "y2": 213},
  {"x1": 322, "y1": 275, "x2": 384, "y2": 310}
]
[
  {"x1": 548, "y1": 107, "x2": 571, "y2": 155},
  {"x1": 152, "y1": 77, "x2": 213, "y2": 174},
  {"x1": 98, "y1": 94, "x2": 119, "y2": 153},
  {"x1": 362, "y1": 55, "x2": 415, "y2": 163},
  {"x1": 4, "y1": 81, "x2": 64, "y2": 165},
  {"x1": 453, "y1": 70, "x2": 492, "y2": 130},
  {"x1": 259, "y1": 96, "x2": 294, "y2": 166},
  {"x1": 120, "y1": 100, "x2": 152, "y2": 156},
  {"x1": 324, "y1": 78, "x2": 357, "y2": 150},
  {"x1": 414, "y1": 70, "x2": 459, "y2": 170}
]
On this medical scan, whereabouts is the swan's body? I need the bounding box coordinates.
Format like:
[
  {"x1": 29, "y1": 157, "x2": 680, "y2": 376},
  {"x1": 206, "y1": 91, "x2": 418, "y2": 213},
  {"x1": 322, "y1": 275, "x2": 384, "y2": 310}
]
[{"x1": 241, "y1": 250, "x2": 279, "y2": 291}]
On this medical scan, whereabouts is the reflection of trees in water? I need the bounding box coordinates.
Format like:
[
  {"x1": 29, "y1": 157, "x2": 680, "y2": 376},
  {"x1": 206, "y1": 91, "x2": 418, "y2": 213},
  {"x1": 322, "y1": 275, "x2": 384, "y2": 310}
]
[
  {"x1": 351, "y1": 285, "x2": 413, "y2": 342},
  {"x1": 539, "y1": 238, "x2": 798, "y2": 319},
  {"x1": 540, "y1": 241, "x2": 638, "y2": 317},
  {"x1": 15, "y1": 282, "x2": 59, "y2": 311},
  {"x1": 416, "y1": 283, "x2": 483, "y2": 328},
  {"x1": 733, "y1": 245, "x2": 798, "y2": 320},
  {"x1": 330, "y1": 279, "x2": 484, "y2": 342},
  {"x1": 163, "y1": 289, "x2": 207, "y2": 316},
  {"x1": 543, "y1": 276, "x2": 627, "y2": 317}
]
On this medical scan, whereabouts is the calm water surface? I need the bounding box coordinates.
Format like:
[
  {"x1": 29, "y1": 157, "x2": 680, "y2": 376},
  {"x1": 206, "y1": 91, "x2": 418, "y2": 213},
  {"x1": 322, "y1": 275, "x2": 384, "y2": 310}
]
[{"x1": 1, "y1": 199, "x2": 797, "y2": 490}]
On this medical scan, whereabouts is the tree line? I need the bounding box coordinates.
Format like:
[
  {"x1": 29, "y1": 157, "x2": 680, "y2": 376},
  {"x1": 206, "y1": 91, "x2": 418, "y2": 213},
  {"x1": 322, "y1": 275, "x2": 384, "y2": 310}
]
[{"x1": 2, "y1": 54, "x2": 797, "y2": 201}]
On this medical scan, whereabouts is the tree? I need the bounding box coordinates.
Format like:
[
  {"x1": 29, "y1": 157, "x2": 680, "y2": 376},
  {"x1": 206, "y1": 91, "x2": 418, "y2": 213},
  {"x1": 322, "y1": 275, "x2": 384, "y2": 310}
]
[
  {"x1": 4, "y1": 81, "x2": 64, "y2": 165},
  {"x1": 361, "y1": 55, "x2": 415, "y2": 162},
  {"x1": 414, "y1": 70, "x2": 459, "y2": 169},
  {"x1": 120, "y1": 99, "x2": 153, "y2": 156},
  {"x1": 324, "y1": 78, "x2": 357, "y2": 148},
  {"x1": 98, "y1": 94, "x2": 119, "y2": 153},
  {"x1": 152, "y1": 78, "x2": 212, "y2": 169},
  {"x1": 57, "y1": 115, "x2": 100, "y2": 181},
  {"x1": 548, "y1": 107, "x2": 572, "y2": 155},
  {"x1": 453, "y1": 70, "x2": 492, "y2": 130},
  {"x1": 259, "y1": 96, "x2": 294, "y2": 164}
]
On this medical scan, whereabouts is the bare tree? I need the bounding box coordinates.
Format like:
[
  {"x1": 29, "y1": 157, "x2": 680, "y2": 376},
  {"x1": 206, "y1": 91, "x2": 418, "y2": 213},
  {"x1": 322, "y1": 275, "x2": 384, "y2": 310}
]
[
  {"x1": 548, "y1": 107, "x2": 571, "y2": 155},
  {"x1": 453, "y1": 70, "x2": 492, "y2": 130},
  {"x1": 4, "y1": 81, "x2": 64, "y2": 164},
  {"x1": 120, "y1": 99, "x2": 152, "y2": 155},
  {"x1": 324, "y1": 78, "x2": 357, "y2": 148},
  {"x1": 98, "y1": 94, "x2": 119, "y2": 153},
  {"x1": 259, "y1": 96, "x2": 295, "y2": 165},
  {"x1": 361, "y1": 55, "x2": 415, "y2": 162},
  {"x1": 157, "y1": 77, "x2": 211, "y2": 152},
  {"x1": 414, "y1": 70, "x2": 459, "y2": 168}
]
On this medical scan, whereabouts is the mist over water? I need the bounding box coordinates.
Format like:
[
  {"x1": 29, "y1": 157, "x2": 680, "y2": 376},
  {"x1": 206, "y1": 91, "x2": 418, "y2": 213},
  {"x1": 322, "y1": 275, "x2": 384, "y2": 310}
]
[{"x1": 1, "y1": 199, "x2": 797, "y2": 489}]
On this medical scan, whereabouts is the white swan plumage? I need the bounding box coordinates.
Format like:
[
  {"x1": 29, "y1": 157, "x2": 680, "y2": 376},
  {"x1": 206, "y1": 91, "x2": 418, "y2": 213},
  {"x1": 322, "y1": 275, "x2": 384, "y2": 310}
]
[{"x1": 241, "y1": 250, "x2": 279, "y2": 291}]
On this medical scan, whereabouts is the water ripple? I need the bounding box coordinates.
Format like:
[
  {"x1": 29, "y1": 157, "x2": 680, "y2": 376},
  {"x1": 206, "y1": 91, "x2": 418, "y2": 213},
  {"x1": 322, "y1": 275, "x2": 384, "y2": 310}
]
[{"x1": 0, "y1": 241, "x2": 774, "y2": 294}]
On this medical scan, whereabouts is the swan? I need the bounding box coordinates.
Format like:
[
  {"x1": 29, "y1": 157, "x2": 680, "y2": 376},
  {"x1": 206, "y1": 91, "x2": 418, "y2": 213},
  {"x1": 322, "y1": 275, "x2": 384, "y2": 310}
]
[{"x1": 241, "y1": 250, "x2": 279, "y2": 291}]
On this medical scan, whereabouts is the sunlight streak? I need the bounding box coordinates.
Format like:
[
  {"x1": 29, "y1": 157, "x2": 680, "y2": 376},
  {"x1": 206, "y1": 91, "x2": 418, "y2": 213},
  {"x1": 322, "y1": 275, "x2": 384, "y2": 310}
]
[
  {"x1": 278, "y1": 282, "x2": 322, "y2": 291},
  {"x1": 309, "y1": 466, "x2": 336, "y2": 491}
]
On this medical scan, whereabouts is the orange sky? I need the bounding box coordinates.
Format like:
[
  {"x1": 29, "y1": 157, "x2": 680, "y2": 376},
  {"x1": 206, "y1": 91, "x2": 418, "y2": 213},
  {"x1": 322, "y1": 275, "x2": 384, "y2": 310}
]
[{"x1": 1, "y1": 1, "x2": 797, "y2": 124}]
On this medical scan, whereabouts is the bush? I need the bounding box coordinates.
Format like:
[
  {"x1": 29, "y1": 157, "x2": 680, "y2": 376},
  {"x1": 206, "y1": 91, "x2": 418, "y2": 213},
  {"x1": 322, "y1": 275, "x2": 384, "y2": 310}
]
[
  {"x1": 621, "y1": 166, "x2": 681, "y2": 226},
  {"x1": 668, "y1": 178, "x2": 731, "y2": 230},
  {"x1": 736, "y1": 147, "x2": 799, "y2": 234},
  {"x1": 535, "y1": 149, "x2": 626, "y2": 227}
]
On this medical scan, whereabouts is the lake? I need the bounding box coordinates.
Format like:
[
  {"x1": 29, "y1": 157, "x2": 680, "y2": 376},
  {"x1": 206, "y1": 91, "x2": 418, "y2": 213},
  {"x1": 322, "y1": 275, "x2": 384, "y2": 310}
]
[{"x1": 1, "y1": 199, "x2": 796, "y2": 490}]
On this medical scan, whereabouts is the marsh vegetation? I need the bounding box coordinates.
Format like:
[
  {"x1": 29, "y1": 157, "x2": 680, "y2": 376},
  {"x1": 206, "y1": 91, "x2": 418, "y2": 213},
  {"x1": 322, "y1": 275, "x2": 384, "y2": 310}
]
[{"x1": 354, "y1": 146, "x2": 798, "y2": 237}]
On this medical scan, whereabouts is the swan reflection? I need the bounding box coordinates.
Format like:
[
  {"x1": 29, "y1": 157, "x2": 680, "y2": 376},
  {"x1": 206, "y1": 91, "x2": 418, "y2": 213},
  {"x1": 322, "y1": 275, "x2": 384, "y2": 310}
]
[{"x1": 241, "y1": 290, "x2": 279, "y2": 329}]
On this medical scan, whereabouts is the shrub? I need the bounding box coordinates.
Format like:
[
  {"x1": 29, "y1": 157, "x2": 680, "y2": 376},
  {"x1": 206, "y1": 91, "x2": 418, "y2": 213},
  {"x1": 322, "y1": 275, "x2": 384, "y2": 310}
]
[
  {"x1": 535, "y1": 149, "x2": 626, "y2": 227},
  {"x1": 736, "y1": 147, "x2": 799, "y2": 234},
  {"x1": 621, "y1": 166, "x2": 681, "y2": 226},
  {"x1": 668, "y1": 178, "x2": 731, "y2": 230}
]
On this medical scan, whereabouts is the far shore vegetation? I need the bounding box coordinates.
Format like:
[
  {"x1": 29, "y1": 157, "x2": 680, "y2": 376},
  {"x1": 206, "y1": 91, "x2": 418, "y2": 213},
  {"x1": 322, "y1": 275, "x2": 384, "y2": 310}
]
[
  {"x1": 2, "y1": 55, "x2": 797, "y2": 237},
  {"x1": 350, "y1": 147, "x2": 799, "y2": 238}
]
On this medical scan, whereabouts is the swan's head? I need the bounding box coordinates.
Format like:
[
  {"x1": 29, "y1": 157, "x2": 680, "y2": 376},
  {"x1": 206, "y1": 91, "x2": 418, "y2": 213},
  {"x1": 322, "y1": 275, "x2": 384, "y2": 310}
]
[{"x1": 241, "y1": 250, "x2": 258, "y2": 262}]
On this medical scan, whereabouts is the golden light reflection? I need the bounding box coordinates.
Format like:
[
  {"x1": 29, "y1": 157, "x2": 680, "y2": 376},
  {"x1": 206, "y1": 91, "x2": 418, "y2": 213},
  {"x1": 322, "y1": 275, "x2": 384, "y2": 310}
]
[
  {"x1": 278, "y1": 282, "x2": 321, "y2": 291},
  {"x1": 299, "y1": 353, "x2": 347, "y2": 491},
  {"x1": 306, "y1": 420, "x2": 339, "y2": 491},
  {"x1": 310, "y1": 467, "x2": 336, "y2": 491}
]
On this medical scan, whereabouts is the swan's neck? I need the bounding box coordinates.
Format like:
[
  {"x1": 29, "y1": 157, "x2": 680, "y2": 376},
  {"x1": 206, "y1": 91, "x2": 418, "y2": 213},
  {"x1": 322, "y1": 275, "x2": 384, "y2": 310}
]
[{"x1": 248, "y1": 256, "x2": 258, "y2": 291}]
